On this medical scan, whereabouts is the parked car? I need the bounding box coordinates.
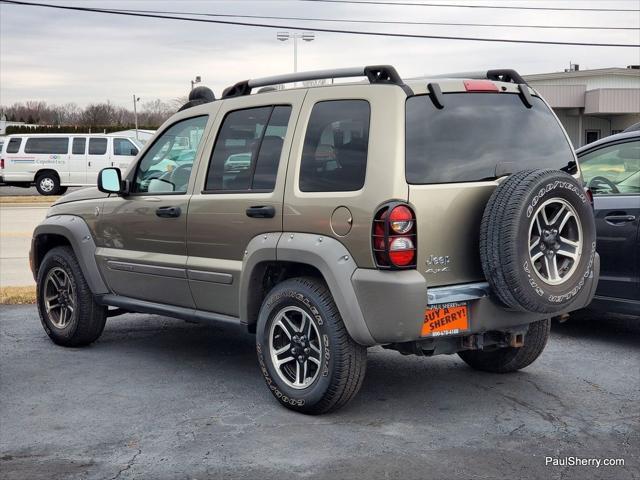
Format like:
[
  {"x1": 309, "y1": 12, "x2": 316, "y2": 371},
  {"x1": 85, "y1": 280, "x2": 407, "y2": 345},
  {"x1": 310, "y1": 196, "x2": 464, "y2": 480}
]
[
  {"x1": 0, "y1": 133, "x2": 141, "y2": 195},
  {"x1": 623, "y1": 122, "x2": 640, "y2": 133},
  {"x1": 30, "y1": 66, "x2": 600, "y2": 414},
  {"x1": 577, "y1": 131, "x2": 640, "y2": 315}
]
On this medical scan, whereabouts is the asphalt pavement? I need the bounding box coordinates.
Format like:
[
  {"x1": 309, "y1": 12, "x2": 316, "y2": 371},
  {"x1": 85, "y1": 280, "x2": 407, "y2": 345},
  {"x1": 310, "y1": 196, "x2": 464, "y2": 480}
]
[
  {"x1": 0, "y1": 306, "x2": 638, "y2": 480},
  {"x1": 0, "y1": 185, "x2": 82, "y2": 196}
]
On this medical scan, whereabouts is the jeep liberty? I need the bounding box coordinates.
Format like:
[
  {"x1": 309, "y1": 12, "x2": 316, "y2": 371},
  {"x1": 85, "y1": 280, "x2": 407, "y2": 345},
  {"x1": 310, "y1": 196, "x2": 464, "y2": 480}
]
[{"x1": 31, "y1": 66, "x2": 600, "y2": 414}]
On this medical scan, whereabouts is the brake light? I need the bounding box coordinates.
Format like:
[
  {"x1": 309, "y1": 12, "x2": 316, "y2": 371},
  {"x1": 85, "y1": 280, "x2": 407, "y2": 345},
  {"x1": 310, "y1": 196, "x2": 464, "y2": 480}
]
[
  {"x1": 463, "y1": 80, "x2": 499, "y2": 92},
  {"x1": 372, "y1": 202, "x2": 417, "y2": 269},
  {"x1": 0, "y1": 158, "x2": 4, "y2": 169}
]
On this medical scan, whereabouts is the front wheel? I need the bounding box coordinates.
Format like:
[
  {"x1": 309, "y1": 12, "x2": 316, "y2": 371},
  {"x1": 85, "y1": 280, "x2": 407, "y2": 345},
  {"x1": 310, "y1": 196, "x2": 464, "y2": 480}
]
[
  {"x1": 37, "y1": 246, "x2": 107, "y2": 347},
  {"x1": 256, "y1": 277, "x2": 367, "y2": 414},
  {"x1": 458, "y1": 319, "x2": 551, "y2": 373}
]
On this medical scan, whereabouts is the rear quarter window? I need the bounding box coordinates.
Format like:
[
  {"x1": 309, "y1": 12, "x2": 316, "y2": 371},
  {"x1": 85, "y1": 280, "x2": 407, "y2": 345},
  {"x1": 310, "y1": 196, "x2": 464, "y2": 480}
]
[
  {"x1": 405, "y1": 93, "x2": 575, "y2": 184},
  {"x1": 299, "y1": 100, "x2": 370, "y2": 192}
]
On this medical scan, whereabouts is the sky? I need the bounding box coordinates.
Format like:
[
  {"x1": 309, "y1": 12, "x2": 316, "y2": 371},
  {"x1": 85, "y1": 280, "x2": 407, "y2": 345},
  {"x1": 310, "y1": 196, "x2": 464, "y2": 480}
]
[{"x1": 1, "y1": 0, "x2": 639, "y2": 108}]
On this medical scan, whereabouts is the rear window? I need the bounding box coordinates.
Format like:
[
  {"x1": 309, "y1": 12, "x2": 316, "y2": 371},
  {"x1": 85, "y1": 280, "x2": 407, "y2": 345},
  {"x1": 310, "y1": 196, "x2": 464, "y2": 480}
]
[
  {"x1": 24, "y1": 137, "x2": 69, "y2": 154},
  {"x1": 6, "y1": 138, "x2": 22, "y2": 153},
  {"x1": 405, "y1": 93, "x2": 575, "y2": 184}
]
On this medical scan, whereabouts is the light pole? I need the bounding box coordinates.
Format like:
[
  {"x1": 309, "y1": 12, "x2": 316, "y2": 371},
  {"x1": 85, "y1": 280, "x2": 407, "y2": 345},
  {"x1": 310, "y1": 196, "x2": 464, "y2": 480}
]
[
  {"x1": 132, "y1": 95, "x2": 140, "y2": 141},
  {"x1": 191, "y1": 75, "x2": 201, "y2": 91},
  {"x1": 277, "y1": 32, "x2": 315, "y2": 82}
]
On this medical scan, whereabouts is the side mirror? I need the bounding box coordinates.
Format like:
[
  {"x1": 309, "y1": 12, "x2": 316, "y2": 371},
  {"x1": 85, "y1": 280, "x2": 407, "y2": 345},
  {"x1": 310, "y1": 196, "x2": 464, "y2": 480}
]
[{"x1": 97, "y1": 168, "x2": 123, "y2": 194}]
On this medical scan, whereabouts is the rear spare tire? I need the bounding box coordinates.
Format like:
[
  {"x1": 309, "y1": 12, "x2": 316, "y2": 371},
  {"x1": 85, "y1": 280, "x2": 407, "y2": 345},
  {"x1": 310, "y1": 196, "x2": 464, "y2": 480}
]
[{"x1": 480, "y1": 169, "x2": 596, "y2": 314}]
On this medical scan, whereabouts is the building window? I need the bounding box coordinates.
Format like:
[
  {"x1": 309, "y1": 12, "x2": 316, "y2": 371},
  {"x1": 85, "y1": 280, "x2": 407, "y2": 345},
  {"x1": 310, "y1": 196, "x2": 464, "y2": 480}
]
[{"x1": 585, "y1": 130, "x2": 601, "y2": 145}]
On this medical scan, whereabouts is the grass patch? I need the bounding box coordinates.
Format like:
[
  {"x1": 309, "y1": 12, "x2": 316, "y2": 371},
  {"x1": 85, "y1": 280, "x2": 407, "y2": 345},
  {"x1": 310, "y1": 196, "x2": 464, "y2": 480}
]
[
  {"x1": 0, "y1": 196, "x2": 58, "y2": 204},
  {"x1": 0, "y1": 286, "x2": 36, "y2": 304}
]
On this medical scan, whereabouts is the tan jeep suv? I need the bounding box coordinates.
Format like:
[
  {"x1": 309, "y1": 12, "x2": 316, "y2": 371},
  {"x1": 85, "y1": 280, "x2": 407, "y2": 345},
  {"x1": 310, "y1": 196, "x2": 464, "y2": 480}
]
[{"x1": 31, "y1": 66, "x2": 600, "y2": 413}]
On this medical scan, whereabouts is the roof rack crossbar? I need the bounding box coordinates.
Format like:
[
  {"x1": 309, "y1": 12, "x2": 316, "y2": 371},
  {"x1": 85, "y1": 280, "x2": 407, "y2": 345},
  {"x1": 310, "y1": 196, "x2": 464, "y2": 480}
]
[
  {"x1": 431, "y1": 69, "x2": 528, "y2": 86},
  {"x1": 222, "y1": 65, "x2": 405, "y2": 98}
]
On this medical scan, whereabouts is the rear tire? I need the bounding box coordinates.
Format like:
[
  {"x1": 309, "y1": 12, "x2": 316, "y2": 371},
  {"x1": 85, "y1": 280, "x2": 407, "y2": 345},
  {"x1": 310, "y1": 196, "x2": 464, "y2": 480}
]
[
  {"x1": 37, "y1": 246, "x2": 107, "y2": 347},
  {"x1": 256, "y1": 277, "x2": 367, "y2": 414},
  {"x1": 458, "y1": 319, "x2": 550, "y2": 373},
  {"x1": 35, "y1": 171, "x2": 61, "y2": 195}
]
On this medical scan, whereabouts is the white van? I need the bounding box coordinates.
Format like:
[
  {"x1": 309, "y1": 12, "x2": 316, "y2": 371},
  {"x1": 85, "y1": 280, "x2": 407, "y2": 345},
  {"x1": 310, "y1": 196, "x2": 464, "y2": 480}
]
[{"x1": 0, "y1": 134, "x2": 141, "y2": 195}]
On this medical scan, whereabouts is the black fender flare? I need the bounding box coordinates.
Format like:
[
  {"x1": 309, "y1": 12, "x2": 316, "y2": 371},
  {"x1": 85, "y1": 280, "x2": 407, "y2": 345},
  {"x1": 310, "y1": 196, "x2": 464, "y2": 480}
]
[{"x1": 31, "y1": 215, "x2": 109, "y2": 295}]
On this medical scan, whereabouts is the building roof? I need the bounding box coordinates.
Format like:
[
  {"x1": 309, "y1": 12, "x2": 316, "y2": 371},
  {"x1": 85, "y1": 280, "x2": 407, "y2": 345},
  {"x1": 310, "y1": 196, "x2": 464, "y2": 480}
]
[{"x1": 523, "y1": 67, "x2": 640, "y2": 82}]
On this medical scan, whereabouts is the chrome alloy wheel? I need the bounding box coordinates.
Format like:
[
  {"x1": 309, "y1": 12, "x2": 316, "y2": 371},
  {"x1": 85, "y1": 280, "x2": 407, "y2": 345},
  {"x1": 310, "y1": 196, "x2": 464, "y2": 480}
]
[
  {"x1": 528, "y1": 198, "x2": 583, "y2": 286},
  {"x1": 39, "y1": 177, "x2": 55, "y2": 193},
  {"x1": 269, "y1": 306, "x2": 323, "y2": 390},
  {"x1": 44, "y1": 267, "x2": 76, "y2": 328}
]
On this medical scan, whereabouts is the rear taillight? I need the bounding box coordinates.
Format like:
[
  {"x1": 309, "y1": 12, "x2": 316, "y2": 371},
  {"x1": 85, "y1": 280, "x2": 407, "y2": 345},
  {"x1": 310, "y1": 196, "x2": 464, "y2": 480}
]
[
  {"x1": 372, "y1": 202, "x2": 417, "y2": 269},
  {"x1": 0, "y1": 158, "x2": 4, "y2": 169}
]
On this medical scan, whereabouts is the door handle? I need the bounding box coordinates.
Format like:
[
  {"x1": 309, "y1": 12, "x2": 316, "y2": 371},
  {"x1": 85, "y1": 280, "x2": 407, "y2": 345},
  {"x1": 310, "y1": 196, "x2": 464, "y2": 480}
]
[
  {"x1": 155, "y1": 206, "x2": 181, "y2": 218},
  {"x1": 604, "y1": 214, "x2": 636, "y2": 225},
  {"x1": 246, "y1": 205, "x2": 276, "y2": 218}
]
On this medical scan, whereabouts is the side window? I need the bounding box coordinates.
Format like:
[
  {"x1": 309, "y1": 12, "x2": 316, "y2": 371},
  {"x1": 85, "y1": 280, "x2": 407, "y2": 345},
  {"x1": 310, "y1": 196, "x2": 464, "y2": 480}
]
[
  {"x1": 114, "y1": 138, "x2": 139, "y2": 156},
  {"x1": 205, "y1": 105, "x2": 292, "y2": 192},
  {"x1": 299, "y1": 100, "x2": 370, "y2": 192},
  {"x1": 580, "y1": 140, "x2": 640, "y2": 195},
  {"x1": 88, "y1": 138, "x2": 107, "y2": 155},
  {"x1": 24, "y1": 137, "x2": 69, "y2": 154},
  {"x1": 72, "y1": 138, "x2": 86, "y2": 155},
  {"x1": 6, "y1": 138, "x2": 22, "y2": 153},
  {"x1": 132, "y1": 115, "x2": 208, "y2": 194}
]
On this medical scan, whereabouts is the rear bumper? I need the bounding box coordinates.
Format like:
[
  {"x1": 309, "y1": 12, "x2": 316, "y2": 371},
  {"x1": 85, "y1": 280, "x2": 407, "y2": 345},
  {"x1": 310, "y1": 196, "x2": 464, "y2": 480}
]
[{"x1": 351, "y1": 253, "x2": 600, "y2": 344}]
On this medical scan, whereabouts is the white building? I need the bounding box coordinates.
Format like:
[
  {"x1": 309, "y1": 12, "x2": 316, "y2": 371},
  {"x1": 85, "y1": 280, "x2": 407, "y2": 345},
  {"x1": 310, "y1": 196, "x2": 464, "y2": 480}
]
[{"x1": 524, "y1": 66, "x2": 640, "y2": 147}]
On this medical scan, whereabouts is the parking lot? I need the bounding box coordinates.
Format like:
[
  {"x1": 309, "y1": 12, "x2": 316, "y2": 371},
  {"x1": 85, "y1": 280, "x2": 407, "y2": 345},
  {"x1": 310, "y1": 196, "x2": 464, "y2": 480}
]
[{"x1": 1, "y1": 305, "x2": 637, "y2": 480}]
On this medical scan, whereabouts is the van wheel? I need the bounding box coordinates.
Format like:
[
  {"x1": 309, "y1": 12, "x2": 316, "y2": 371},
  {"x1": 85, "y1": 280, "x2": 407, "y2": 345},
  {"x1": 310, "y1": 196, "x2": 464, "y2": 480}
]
[
  {"x1": 37, "y1": 246, "x2": 107, "y2": 347},
  {"x1": 255, "y1": 277, "x2": 367, "y2": 414},
  {"x1": 458, "y1": 319, "x2": 550, "y2": 373},
  {"x1": 35, "y1": 172, "x2": 61, "y2": 195}
]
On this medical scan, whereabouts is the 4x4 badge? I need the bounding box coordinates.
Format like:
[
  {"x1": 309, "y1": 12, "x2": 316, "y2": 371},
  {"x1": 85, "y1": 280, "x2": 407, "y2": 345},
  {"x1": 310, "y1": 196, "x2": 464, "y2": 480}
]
[{"x1": 426, "y1": 255, "x2": 451, "y2": 274}]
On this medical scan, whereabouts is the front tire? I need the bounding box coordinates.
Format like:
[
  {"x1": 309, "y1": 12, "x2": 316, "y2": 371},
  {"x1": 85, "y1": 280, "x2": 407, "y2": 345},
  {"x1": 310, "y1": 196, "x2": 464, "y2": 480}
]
[
  {"x1": 256, "y1": 277, "x2": 367, "y2": 414},
  {"x1": 458, "y1": 319, "x2": 550, "y2": 373},
  {"x1": 37, "y1": 246, "x2": 107, "y2": 347}
]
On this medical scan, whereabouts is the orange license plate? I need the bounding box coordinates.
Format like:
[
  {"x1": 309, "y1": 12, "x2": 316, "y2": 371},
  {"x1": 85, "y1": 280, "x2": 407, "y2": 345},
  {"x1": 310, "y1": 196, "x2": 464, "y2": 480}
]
[{"x1": 422, "y1": 302, "x2": 470, "y2": 337}]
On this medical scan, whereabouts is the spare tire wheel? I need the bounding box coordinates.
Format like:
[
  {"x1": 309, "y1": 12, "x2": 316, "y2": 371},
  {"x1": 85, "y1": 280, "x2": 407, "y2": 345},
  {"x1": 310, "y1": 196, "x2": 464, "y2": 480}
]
[{"x1": 480, "y1": 169, "x2": 596, "y2": 314}]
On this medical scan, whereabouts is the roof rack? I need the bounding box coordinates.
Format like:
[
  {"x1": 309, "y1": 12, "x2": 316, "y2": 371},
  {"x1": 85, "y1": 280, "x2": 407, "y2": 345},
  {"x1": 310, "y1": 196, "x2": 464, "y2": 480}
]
[
  {"x1": 222, "y1": 65, "x2": 408, "y2": 98},
  {"x1": 431, "y1": 69, "x2": 528, "y2": 86}
]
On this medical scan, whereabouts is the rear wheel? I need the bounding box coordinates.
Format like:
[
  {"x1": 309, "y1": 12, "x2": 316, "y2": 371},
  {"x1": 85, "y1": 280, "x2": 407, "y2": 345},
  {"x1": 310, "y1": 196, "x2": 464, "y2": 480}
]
[
  {"x1": 458, "y1": 319, "x2": 550, "y2": 373},
  {"x1": 35, "y1": 171, "x2": 61, "y2": 195},
  {"x1": 37, "y1": 246, "x2": 107, "y2": 347},
  {"x1": 256, "y1": 277, "x2": 367, "y2": 414}
]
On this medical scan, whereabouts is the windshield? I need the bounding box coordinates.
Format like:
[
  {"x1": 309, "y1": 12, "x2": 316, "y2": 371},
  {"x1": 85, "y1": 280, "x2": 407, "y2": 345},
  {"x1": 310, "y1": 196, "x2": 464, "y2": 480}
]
[{"x1": 405, "y1": 93, "x2": 576, "y2": 184}]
